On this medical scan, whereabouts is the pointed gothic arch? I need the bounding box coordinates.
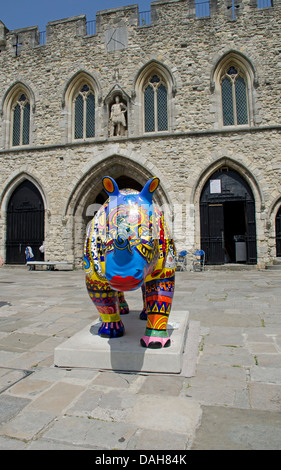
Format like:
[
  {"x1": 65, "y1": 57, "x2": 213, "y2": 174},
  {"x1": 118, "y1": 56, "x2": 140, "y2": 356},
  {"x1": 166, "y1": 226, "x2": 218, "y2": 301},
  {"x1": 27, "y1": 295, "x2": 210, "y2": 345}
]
[
  {"x1": 200, "y1": 168, "x2": 257, "y2": 264},
  {"x1": 211, "y1": 51, "x2": 258, "y2": 129},
  {"x1": 133, "y1": 60, "x2": 177, "y2": 135},
  {"x1": 1, "y1": 81, "x2": 35, "y2": 148},
  {"x1": 64, "y1": 155, "x2": 171, "y2": 266},
  {"x1": 192, "y1": 158, "x2": 262, "y2": 266},
  {"x1": 5, "y1": 179, "x2": 45, "y2": 264},
  {"x1": 63, "y1": 71, "x2": 101, "y2": 142}
]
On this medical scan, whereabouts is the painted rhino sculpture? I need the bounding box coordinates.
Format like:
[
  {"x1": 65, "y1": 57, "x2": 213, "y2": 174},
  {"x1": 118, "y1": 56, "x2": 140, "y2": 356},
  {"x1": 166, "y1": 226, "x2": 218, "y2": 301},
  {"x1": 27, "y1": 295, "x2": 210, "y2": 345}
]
[{"x1": 84, "y1": 176, "x2": 177, "y2": 349}]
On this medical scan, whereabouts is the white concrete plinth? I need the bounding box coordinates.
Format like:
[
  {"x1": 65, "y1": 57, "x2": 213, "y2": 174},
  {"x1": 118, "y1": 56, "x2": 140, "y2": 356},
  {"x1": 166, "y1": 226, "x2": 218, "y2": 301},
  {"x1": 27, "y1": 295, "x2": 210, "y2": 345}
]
[{"x1": 54, "y1": 311, "x2": 189, "y2": 374}]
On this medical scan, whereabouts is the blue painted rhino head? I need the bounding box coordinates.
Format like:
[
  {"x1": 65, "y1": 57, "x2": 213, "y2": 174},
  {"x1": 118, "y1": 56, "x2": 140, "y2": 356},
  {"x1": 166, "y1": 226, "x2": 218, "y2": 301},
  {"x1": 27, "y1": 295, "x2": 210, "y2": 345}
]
[{"x1": 100, "y1": 176, "x2": 161, "y2": 292}]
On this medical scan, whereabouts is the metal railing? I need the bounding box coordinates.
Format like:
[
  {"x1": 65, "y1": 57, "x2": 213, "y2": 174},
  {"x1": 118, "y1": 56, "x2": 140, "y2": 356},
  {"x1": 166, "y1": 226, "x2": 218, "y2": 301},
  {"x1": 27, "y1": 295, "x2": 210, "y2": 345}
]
[
  {"x1": 139, "y1": 10, "x2": 151, "y2": 26},
  {"x1": 86, "y1": 20, "x2": 96, "y2": 36},
  {"x1": 195, "y1": 0, "x2": 210, "y2": 17},
  {"x1": 257, "y1": 0, "x2": 272, "y2": 7},
  {"x1": 39, "y1": 31, "x2": 46, "y2": 45}
]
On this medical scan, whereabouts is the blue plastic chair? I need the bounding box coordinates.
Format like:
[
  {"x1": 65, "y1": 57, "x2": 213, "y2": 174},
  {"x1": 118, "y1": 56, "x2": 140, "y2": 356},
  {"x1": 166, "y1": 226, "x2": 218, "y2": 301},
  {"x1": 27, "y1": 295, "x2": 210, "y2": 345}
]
[
  {"x1": 192, "y1": 250, "x2": 205, "y2": 271},
  {"x1": 177, "y1": 250, "x2": 188, "y2": 271}
]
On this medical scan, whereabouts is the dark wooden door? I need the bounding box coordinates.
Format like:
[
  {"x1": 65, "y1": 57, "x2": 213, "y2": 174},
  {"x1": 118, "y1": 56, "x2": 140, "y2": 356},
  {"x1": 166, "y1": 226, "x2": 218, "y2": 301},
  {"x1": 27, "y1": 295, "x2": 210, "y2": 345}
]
[
  {"x1": 200, "y1": 168, "x2": 257, "y2": 265},
  {"x1": 6, "y1": 181, "x2": 44, "y2": 264},
  {"x1": 208, "y1": 203, "x2": 225, "y2": 264},
  {"x1": 276, "y1": 206, "x2": 281, "y2": 257},
  {"x1": 201, "y1": 202, "x2": 225, "y2": 264},
  {"x1": 245, "y1": 200, "x2": 257, "y2": 264}
]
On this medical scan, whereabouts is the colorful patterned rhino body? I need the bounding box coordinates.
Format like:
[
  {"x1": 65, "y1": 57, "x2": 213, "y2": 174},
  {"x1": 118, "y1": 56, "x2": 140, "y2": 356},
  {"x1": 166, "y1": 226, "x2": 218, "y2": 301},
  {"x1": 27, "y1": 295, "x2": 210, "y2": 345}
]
[{"x1": 84, "y1": 176, "x2": 176, "y2": 349}]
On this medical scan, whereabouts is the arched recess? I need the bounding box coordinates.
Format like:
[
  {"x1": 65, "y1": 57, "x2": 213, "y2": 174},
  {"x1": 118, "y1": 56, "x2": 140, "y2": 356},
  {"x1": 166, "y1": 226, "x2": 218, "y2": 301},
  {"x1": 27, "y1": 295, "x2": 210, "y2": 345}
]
[
  {"x1": 133, "y1": 60, "x2": 177, "y2": 135},
  {"x1": 4, "y1": 178, "x2": 45, "y2": 264},
  {"x1": 64, "y1": 155, "x2": 170, "y2": 266},
  {"x1": 62, "y1": 71, "x2": 101, "y2": 142},
  {"x1": 1, "y1": 172, "x2": 48, "y2": 216},
  {"x1": 104, "y1": 85, "x2": 130, "y2": 138},
  {"x1": 1, "y1": 173, "x2": 47, "y2": 264},
  {"x1": 192, "y1": 158, "x2": 263, "y2": 266}
]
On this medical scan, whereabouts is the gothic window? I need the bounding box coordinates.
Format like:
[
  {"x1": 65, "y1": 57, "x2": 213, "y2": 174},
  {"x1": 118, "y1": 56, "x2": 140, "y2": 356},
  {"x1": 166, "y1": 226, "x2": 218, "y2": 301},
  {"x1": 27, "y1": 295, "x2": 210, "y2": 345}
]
[
  {"x1": 134, "y1": 61, "x2": 175, "y2": 135},
  {"x1": 212, "y1": 53, "x2": 256, "y2": 129},
  {"x1": 73, "y1": 84, "x2": 95, "y2": 139},
  {"x1": 221, "y1": 66, "x2": 249, "y2": 126},
  {"x1": 144, "y1": 74, "x2": 168, "y2": 132},
  {"x1": 11, "y1": 93, "x2": 30, "y2": 146}
]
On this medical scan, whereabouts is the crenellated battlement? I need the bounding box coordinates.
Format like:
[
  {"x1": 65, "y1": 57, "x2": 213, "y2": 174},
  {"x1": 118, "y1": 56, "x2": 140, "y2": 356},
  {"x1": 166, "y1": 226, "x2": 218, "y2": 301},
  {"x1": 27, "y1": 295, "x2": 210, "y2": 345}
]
[{"x1": 0, "y1": 0, "x2": 279, "y2": 55}]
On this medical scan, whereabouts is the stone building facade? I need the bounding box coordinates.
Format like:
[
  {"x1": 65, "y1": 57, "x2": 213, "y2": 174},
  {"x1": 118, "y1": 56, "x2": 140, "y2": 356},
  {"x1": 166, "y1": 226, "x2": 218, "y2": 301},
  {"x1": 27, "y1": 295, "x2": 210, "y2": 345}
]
[{"x1": 0, "y1": 0, "x2": 281, "y2": 268}]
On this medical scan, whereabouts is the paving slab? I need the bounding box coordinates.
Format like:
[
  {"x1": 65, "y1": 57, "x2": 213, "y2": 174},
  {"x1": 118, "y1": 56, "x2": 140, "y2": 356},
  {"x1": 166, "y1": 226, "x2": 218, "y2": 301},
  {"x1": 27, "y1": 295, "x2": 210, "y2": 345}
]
[
  {"x1": 27, "y1": 381, "x2": 85, "y2": 414},
  {"x1": 250, "y1": 366, "x2": 281, "y2": 384},
  {"x1": 0, "y1": 409, "x2": 56, "y2": 441},
  {"x1": 127, "y1": 394, "x2": 202, "y2": 435},
  {"x1": 0, "y1": 395, "x2": 31, "y2": 425},
  {"x1": 0, "y1": 332, "x2": 49, "y2": 352},
  {"x1": 249, "y1": 382, "x2": 281, "y2": 411},
  {"x1": 0, "y1": 367, "x2": 33, "y2": 394},
  {"x1": 126, "y1": 428, "x2": 189, "y2": 450},
  {"x1": 54, "y1": 311, "x2": 189, "y2": 374},
  {"x1": 43, "y1": 415, "x2": 137, "y2": 450},
  {"x1": 191, "y1": 405, "x2": 281, "y2": 450}
]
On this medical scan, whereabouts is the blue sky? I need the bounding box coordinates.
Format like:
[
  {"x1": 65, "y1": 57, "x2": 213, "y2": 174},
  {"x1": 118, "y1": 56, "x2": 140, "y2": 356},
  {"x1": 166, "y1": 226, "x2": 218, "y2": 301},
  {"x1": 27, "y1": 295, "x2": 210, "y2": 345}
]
[{"x1": 1, "y1": 0, "x2": 152, "y2": 32}]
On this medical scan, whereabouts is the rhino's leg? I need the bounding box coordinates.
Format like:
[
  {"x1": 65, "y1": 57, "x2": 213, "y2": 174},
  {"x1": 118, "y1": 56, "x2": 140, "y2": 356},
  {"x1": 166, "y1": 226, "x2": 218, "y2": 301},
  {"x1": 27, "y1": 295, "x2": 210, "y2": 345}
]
[
  {"x1": 86, "y1": 279, "x2": 125, "y2": 338},
  {"x1": 118, "y1": 291, "x2": 129, "y2": 315},
  {"x1": 139, "y1": 283, "x2": 147, "y2": 320},
  {"x1": 140, "y1": 276, "x2": 175, "y2": 349}
]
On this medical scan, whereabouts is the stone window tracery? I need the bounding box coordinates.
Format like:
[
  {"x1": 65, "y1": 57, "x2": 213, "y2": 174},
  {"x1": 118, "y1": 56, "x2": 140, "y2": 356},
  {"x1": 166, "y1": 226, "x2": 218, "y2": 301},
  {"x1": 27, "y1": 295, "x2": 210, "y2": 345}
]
[
  {"x1": 221, "y1": 66, "x2": 249, "y2": 126},
  {"x1": 73, "y1": 84, "x2": 95, "y2": 140},
  {"x1": 143, "y1": 74, "x2": 168, "y2": 133},
  {"x1": 134, "y1": 61, "x2": 175, "y2": 136},
  {"x1": 11, "y1": 92, "x2": 30, "y2": 146},
  {"x1": 212, "y1": 52, "x2": 256, "y2": 129}
]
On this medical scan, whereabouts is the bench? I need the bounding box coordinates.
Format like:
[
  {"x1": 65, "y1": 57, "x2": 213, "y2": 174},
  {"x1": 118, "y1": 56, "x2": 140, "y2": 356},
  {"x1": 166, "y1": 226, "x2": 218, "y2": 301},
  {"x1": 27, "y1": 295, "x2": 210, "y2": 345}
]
[{"x1": 26, "y1": 261, "x2": 73, "y2": 271}]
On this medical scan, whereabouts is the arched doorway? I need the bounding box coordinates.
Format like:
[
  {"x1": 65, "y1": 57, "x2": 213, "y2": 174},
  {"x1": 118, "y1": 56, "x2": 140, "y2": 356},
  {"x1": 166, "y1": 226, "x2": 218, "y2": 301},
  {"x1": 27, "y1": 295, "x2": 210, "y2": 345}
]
[
  {"x1": 6, "y1": 180, "x2": 45, "y2": 264},
  {"x1": 65, "y1": 155, "x2": 171, "y2": 266},
  {"x1": 200, "y1": 167, "x2": 257, "y2": 265},
  {"x1": 276, "y1": 206, "x2": 281, "y2": 257}
]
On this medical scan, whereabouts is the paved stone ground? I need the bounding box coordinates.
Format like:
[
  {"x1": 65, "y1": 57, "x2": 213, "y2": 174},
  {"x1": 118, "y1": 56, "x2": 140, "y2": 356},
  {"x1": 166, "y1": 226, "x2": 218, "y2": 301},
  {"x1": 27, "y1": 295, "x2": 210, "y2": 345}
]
[{"x1": 0, "y1": 265, "x2": 280, "y2": 450}]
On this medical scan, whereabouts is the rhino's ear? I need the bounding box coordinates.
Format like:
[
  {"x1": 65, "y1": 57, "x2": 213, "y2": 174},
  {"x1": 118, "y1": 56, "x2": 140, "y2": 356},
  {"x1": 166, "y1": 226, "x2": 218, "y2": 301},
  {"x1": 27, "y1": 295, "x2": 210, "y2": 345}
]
[
  {"x1": 102, "y1": 176, "x2": 120, "y2": 197},
  {"x1": 140, "y1": 177, "x2": 160, "y2": 202}
]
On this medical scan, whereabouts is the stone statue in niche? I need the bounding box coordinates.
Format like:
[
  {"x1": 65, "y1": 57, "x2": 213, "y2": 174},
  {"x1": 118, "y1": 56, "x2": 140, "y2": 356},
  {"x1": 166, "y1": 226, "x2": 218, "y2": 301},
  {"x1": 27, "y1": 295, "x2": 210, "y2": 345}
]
[{"x1": 109, "y1": 96, "x2": 127, "y2": 137}]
